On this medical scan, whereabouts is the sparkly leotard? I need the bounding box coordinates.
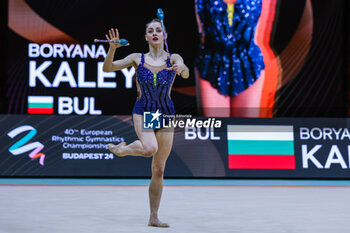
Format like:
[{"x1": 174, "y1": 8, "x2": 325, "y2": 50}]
[
  {"x1": 195, "y1": 0, "x2": 265, "y2": 96},
  {"x1": 132, "y1": 53, "x2": 176, "y2": 118}
]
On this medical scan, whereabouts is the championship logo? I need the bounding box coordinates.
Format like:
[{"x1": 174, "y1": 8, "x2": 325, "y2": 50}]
[{"x1": 7, "y1": 125, "x2": 46, "y2": 166}]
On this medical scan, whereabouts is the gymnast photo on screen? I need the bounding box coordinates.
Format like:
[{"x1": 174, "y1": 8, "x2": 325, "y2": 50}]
[
  {"x1": 102, "y1": 10, "x2": 189, "y2": 228},
  {"x1": 195, "y1": 0, "x2": 265, "y2": 117}
]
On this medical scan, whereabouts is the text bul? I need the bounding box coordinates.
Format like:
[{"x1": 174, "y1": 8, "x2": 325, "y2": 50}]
[
  {"x1": 58, "y1": 97, "x2": 102, "y2": 115},
  {"x1": 185, "y1": 127, "x2": 221, "y2": 140}
]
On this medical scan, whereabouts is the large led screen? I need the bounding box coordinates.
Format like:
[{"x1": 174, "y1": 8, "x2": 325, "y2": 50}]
[{"x1": 2, "y1": 0, "x2": 348, "y2": 117}]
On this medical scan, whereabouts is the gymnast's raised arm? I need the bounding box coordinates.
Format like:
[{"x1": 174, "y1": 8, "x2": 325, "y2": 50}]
[{"x1": 102, "y1": 28, "x2": 137, "y2": 72}]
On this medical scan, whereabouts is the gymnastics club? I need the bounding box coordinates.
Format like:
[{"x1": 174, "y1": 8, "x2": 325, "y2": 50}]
[
  {"x1": 157, "y1": 8, "x2": 170, "y2": 57},
  {"x1": 93, "y1": 38, "x2": 129, "y2": 46}
]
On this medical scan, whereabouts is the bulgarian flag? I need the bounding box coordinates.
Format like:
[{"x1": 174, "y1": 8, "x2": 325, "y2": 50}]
[
  {"x1": 227, "y1": 125, "x2": 295, "y2": 169},
  {"x1": 28, "y1": 96, "x2": 54, "y2": 114}
]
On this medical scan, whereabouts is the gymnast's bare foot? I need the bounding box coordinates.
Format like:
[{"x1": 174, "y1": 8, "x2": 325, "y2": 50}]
[
  {"x1": 108, "y1": 142, "x2": 126, "y2": 157},
  {"x1": 148, "y1": 218, "x2": 169, "y2": 228}
]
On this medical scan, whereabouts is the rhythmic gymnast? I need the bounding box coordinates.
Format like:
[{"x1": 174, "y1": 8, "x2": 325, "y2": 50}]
[{"x1": 102, "y1": 12, "x2": 189, "y2": 227}]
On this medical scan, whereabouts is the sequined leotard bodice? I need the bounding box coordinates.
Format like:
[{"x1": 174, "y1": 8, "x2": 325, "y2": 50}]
[
  {"x1": 132, "y1": 53, "x2": 176, "y2": 117},
  {"x1": 195, "y1": 0, "x2": 265, "y2": 96}
]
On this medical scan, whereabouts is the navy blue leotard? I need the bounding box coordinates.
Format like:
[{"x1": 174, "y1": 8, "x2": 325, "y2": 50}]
[
  {"x1": 195, "y1": 0, "x2": 265, "y2": 96},
  {"x1": 132, "y1": 53, "x2": 176, "y2": 121}
]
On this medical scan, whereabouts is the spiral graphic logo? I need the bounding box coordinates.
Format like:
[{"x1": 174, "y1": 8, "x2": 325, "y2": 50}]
[{"x1": 7, "y1": 125, "x2": 46, "y2": 166}]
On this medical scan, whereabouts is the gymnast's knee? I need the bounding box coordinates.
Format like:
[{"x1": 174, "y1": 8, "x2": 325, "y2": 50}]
[
  {"x1": 152, "y1": 164, "x2": 165, "y2": 178},
  {"x1": 143, "y1": 144, "x2": 158, "y2": 157}
]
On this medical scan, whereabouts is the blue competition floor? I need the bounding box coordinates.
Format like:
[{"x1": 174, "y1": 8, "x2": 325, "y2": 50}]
[{"x1": 1, "y1": 178, "x2": 350, "y2": 187}]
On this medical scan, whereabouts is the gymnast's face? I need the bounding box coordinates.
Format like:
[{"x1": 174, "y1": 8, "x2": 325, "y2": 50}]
[{"x1": 145, "y1": 22, "x2": 165, "y2": 46}]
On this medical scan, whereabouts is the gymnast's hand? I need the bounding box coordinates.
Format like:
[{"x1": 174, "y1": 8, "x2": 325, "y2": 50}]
[
  {"x1": 105, "y1": 28, "x2": 129, "y2": 49},
  {"x1": 166, "y1": 64, "x2": 187, "y2": 76}
]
